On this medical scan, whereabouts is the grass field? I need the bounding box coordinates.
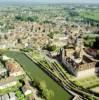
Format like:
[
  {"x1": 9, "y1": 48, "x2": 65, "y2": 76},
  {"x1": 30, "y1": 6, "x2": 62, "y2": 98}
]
[{"x1": 5, "y1": 51, "x2": 72, "y2": 100}]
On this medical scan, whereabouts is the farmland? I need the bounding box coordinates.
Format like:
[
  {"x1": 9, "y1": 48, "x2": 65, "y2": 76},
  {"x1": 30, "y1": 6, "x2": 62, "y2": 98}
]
[
  {"x1": 5, "y1": 51, "x2": 72, "y2": 100},
  {"x1": 79, "y1": 9, "x2": 99, "y2": 22}
]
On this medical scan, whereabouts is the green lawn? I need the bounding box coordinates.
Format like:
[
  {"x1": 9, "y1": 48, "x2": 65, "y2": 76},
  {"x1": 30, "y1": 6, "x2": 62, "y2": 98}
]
[{"x1": 5, "y1": 51, "x2": 72, "y2": 100}]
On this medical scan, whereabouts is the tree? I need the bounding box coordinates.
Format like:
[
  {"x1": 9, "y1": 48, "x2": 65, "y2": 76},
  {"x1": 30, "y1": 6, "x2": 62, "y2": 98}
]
[
  {"x1": 4, "y1": 34, "x2": 8, "y2": 40},
  {"x1": 93, "y1": 37, "x2": 99, "y2": 49},
  {"x1": 39, "y1": 81, "x2": 46, "y2": 90},
  {"x1": 16, "y1": 91, "x2": 22, "y2": 97},
  {"x1": 32, "y1": 80, "x2": 54, "y2": 100},
  {"x1": 69, "y1": 11, "x2": 79, "y2": 17},
  {"x1": 42, "y1": 89, "x2": 54, "y2": 100},
  {"x1": 45, "y1": 44, "x2": 57, "y2": 51},
  {"x1": 96, "y1": 50, "x2": 99, "y2": 59},
  {"x1": 17, "y1": 38, "x2": 22, "y2": 44},
  {"x1": 16, "y1": 91, "x2": 26, "y2": 100},
  {"x1": 15, "y1": 15, "x2": 38, "y2": 22},
  {"x1": 64, "y1": 45, "x2": 68, "y2": 49},
  {"x1": 48, "y1": 32, "x2": 54, "y2": 39},
  {"x1": 84, "y1": 36, "x2": 95, "y2": 48},
  {"x1": 15, "y1": 16, "x2": 22, "y2": 20}
]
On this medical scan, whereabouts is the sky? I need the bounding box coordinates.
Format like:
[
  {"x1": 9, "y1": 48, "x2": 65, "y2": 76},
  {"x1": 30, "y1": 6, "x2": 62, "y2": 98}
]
[{"x1": 0, "y1": 0, "x2": 99, "y2": 4}]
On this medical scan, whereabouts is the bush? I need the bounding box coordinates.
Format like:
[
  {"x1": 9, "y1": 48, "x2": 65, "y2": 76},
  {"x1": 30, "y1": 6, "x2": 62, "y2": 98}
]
[
  {"x1": 44, "y1": 44, "x2": 57, "y2": 51},
  {"x1": 64, "y1": 45, "x2": 68, "y2": 49},
  {"x1": 20, "y1": 48, "x2": 33, "y2": 52},
  {"x1": 15, "y1": 90, "x2": 26, "y2": 100}
]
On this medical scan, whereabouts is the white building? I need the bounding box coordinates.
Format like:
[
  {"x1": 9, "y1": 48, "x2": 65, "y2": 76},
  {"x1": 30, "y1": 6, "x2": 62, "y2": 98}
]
[
  {"x1": 22, "y1": 81, "x2": 32, "y2": 96},
  {"x1": 1, "y1": 55, "x2": 11, "y2": 61},
  {"x1": 0, "y1": 77, "x2": 17, "y2": 90}
]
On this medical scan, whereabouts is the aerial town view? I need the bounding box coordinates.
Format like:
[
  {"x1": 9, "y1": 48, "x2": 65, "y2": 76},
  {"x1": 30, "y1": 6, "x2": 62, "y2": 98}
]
[{"x1": 0, "y1": 0, "x2": 99, "y2": 100}]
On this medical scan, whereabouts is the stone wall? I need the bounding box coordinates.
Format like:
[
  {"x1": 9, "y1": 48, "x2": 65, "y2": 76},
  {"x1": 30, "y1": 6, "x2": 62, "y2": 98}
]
[
  {"x1": 77, "y1": 68, "x2": 96, "y2": 78},
  {"x1": 78, "y1": 62, "x2": 96, "y2": 71}
]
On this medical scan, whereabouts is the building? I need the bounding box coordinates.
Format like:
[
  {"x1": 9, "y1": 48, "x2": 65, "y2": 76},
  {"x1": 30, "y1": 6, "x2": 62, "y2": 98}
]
[
  {"x1": 0, "y1": 92, "x2": 17, "y2": 100},
  {"x1": 5, "y1": 59, "x2": 25, "y2": 77},
  {"x1": 85, "y1": 48, "x2": 97, "y2": 58},
  {"x1": 60, "y1": 48, "x2": 98, "y2": 78},
  {"x1": 0, "y1": 62, "x2": 7, "y2": 79},
  {"x1": 59, "y1": 34, "x2": 99, "y2": 78},
  {"x1": 9, "y1": 92, "x2": 17, "y2": 100},
  {"x1": 1, "y1": 94, "x2": 9, "y2": 100},
  {"x1": 22, "y1": 81, "x2": 32, "y2": 96},
  {"x1": 0, "y1": 68, "x2": 7, "y2": 79},
  {"x1": 52, "y1": 33, "x2": 69, "y2": 47},
  {"x1": 0, "y1": 42, "x2": 15, "y2": 49},
  {"x1": 0, "y1": 77, "x2": 18, "y2": 90},
  {"x1": 1, "y1": 55, "x2": 11, "y2": 61}
]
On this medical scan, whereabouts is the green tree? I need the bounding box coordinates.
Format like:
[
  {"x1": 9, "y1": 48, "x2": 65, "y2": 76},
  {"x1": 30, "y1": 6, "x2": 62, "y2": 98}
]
[
  {"x1": 48, "y1": 32, "x2": 54, "y2": 39},
  {"x1": 45, "y1": 44, "x2": 57, "y2": 51},
  {"x1": 42, "y1": 89, "x2": 54, "y2": 100},
  {"x1": 39, "y1": 81, "x2": 46, "y2": 90}
]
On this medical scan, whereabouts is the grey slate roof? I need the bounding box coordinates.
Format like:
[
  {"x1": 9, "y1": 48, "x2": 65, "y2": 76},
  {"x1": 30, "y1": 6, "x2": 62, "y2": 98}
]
[
  {"x1": 2, "y1": 94, "x2": 9, "y2": 100},
  {"x1": 0, "y1": 92, "x2": 17, "y2": 100}
]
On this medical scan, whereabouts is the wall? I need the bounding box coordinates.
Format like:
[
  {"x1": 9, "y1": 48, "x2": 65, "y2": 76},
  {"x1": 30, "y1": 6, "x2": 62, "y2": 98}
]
[{"x1": 77, "y1": 68, "x2": 96, "y2": 78}]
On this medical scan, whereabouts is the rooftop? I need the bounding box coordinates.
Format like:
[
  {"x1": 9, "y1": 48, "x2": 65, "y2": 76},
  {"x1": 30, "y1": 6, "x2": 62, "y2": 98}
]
[
  {"x1": 0, "y1": 68, "x2": 7, "y2": 75},
  {"x1": 5, "y1": 59, "x2": 23, "y2": 74},
  {"x1": 0, "y1": 77, "x2": 17, "y2": 86}
]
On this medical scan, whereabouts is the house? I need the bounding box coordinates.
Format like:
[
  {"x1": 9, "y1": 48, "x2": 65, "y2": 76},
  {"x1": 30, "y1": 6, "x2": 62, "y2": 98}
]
[
  {"x1": 0, "y1": 92, "x2": 17, "y2": 100},
  {"x1": 2, "y1": 94, "x2": 9, "y2": 100},
  {"x1": 5, "y1": 59, "x2": 25, "y2": 77},
  {"x1": 1, "y1": 55, "x2": 11, "y2": 61},
  {"x1": 0, "y1": 62, "x2": 7, "y2": 78},
  {"x1": 9, "y1": 92, "x2": 17, "y2": 100},
  {"x1": 28, "y1": 95, "x2": 35, "y2": 100},
  {"x1": 0, "y1": 43, "x2": 6, "y2": 49},
  {"x1": 22, "y1": 81, "x2": 32, "y2": 96},
  {"x1": 53, "y1": 34, "x2": 68, "y2": 41},
  {"x1": 52, "y1": 33, "x2": 69, "y2": 47},
  {"x1": 22, "y1": 85, "x2": 32, "y2": 96},
  {"x1": 0, "y1": 77, "x2": 18, "y2": 90},
  {"x1": 0, "y1": 68, "x2": 7, "y2": 78},
  {"x1": 85, "y1": 48, "x2": 97, "y2": 57},
  {"x1": 0, "y1": 42, "x2": 15, "y2": 49}
]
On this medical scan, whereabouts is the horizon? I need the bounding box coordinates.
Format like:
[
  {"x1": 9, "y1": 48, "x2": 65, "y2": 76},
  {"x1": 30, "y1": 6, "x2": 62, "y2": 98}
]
[{"x1": 0, "y1": 0, "x2": 99, "y2": 4}]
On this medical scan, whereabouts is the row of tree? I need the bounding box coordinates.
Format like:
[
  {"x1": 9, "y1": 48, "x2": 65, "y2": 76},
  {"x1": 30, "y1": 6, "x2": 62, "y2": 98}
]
[{"x1": 15, "y1": 15, "x2": 38, "y2": 22}]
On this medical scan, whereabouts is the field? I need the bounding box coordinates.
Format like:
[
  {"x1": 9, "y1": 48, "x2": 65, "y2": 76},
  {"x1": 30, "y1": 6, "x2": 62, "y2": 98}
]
[
  {"x1": 79, "y1": 10, "x2": 99, "y2": 21},
  {"x1": 5, "y1": 51, "x2": 72, "y2": 100},
  {"x1": 73, "y1": 76, "x2": 99, "y2": 89}
]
